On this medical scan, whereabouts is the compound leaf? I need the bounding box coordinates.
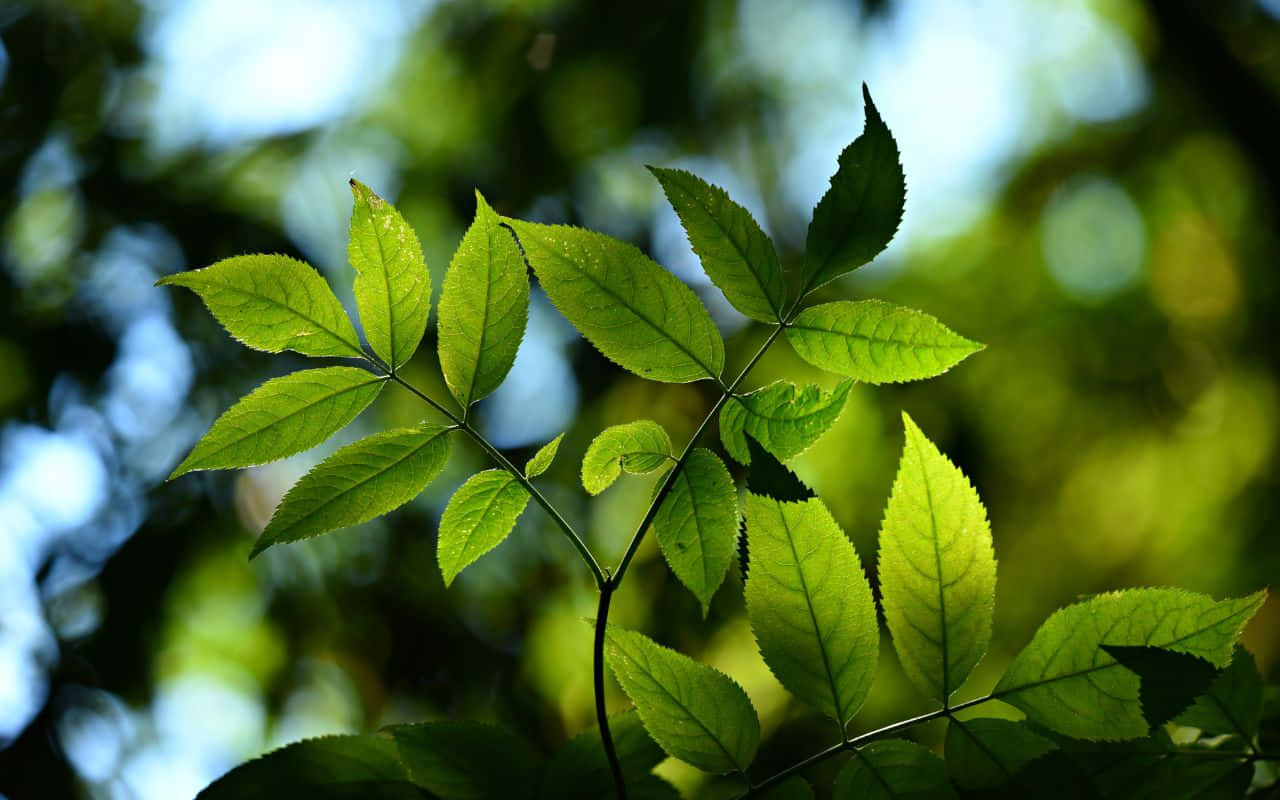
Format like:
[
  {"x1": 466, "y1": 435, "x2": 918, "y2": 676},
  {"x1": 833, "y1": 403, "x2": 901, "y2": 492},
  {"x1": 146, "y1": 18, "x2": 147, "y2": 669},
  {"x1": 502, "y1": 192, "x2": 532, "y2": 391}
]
[
  {"x1": 504, "y1": 219, "x2": 724, "y2": 383},
  {"x1": 437, "y1": 191, "x2": 529, "y2": 408},
  {"x1": 945, "y1": 718, "x2": 1057, "y2": 793},
  {"x1": 437, "y1": 470, "x2": 530, "y2": 586},
  {"x1": 786, "y1": 301, "x2": 981, "y2": 385},
  {"x1": 802, "y1": 85, "x2": 905, "y2": 293},
  {"x1": 720, "y1": 380, "x2": 852, "y2": 464},
  {"x1": 878, "y1": 413, "x2": 996, "y2": 703},
  {"x1": 171, "y1": 366, "x2": 386, "y2": 479},
  {"x1": 388, "y1": 721, "x2": 538, "y2": 800},
  {"x1": 743, "y1": 492, "x2": 878, "y2": 727},
  {"x1": 524, "y1": 433, "x2": 565, "y2": 478},
  {"x1": 604, "y1": 626, "x2": 759, "y2": 774},
  {"x1": 832, "y1": 739, "x2": 957, "y2": 800},
  {"x1": 652, "y1": 448, "x2": 738, "y2": 615},
  {"x1": 649, "y1": 166, "x2": 785, "y2": 323},
  {"x1": 993, "y1": 588, "x2": 1266, "y2": 740},
  {"x1": 348, "y1": 180, "x2": 431, "y2": 370},
  {"x1": 582, "y1": 420, "x2": 673, "y2": 495},
  {"x1": 1175, "y1": 646, "x2": 1263, "y2": 741},
  {"x1": 158, "y1": 254, "x2": 362, "y2": 358},
  {"x1": 254, "y1": 423, "x2": 452, "y2": 556}
]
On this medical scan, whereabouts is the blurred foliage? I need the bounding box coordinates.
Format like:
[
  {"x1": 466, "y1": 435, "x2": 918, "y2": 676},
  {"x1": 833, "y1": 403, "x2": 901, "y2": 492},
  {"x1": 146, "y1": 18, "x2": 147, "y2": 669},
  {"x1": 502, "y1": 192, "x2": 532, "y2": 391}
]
[{"x1": 1, "y1": 0, "x2": 1279, "y2": 798}]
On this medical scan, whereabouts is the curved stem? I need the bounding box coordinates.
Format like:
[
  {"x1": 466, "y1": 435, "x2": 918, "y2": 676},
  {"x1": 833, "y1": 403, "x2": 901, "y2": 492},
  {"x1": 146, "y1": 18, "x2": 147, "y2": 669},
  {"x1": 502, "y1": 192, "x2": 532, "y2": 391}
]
[{"x1": 594, "y1": 579, "x2": 627, "y2": 799}]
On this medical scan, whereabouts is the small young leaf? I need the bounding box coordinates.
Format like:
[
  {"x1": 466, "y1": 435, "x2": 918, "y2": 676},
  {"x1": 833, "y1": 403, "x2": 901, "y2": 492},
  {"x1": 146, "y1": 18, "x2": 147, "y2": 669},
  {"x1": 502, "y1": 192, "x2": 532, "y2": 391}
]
[
  {"x1": 744, "y1": 437, "x2": 815, "y2": 503},
  {"x1": 158, "y1": 254, "x2": 363, "y2": 358},
  {"x1": 1175, "y1": 646, "x2": 1263, "y2": 741},
  {"x1": 524, "y1": 433, "x2": 565, "y2": 478},
  {"x1": 170, "y1": 366, "x2": 386, "y2": 479},
  {"x1": 581, "y1": 420, "x2": 673, "y2": 495},
  {"x1": 604, "y1": 626, "x2": 759, "y2": 774},
  {"x1": 254, "y1": 423, "x2": 452, "y2": 556},
  {"x1": 504, "y1": 219, "x2": 725, "y2": 383},
  {"x1": 1101, "y1": 645, "x2": 1220, "y2": 729},
  {"x1": 652, "y1": 448, "x2": 738, "y2": 615},
  {"x1": 945, "y1": 718, "x2": 1057, "y2": 792},
  {"x1": 743, "y1": 493, "x2": 878, "y2": 727},
  {"x1": 649, "y1": 166, "x2": 786, "y2": 323},
  {"x1": 388, "y1": 721, "x2": 539, "y2": 800},
  {"x1": 994, "y1": 588, "x2": 1266, "y2": 740},
  {"x1": 802, "y1": 85, "x2": 905, "y2": 294},
  {"x1": 194, "y1": 734, "x2": 419, "y2": 800},
  {"x1": 719, "y1": 380, "x2": 852, "y2": 465},
  {"x1": 832, "y1": 739, "x2": 957, "y2": 800},
  {"x1": 786, "y1": 301, "x2": 981, "y2": 384},
  {"x1": 437, "y1": 470, "x2": 530, "y2": 586},
  {"x1": 437, "y1": 191, "x2": 530, "y2": 408},
  {"x1": 348, "y1": 179, "x2": 431, "y2": 370},
  {"x1": 539, "y1": 710, "x2": 666, "y2": 800},
  {"x1": 758, "y1": 777, "x2": 815, "y2": 800},
  {"x1": 878, "y1": 413, "x2": 996, "y2": 703}
]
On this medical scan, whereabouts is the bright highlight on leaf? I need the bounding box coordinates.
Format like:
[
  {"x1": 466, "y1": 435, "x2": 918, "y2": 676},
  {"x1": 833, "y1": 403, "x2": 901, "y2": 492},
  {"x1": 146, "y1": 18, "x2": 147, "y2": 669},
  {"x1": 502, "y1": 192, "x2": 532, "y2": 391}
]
[
  {"x1": 348, "y1": 179, "x2": 432, "y2": 370},
  {"x1": 504, "y1": 218, "x2": 725, "y2": 383},
  {"x1": 158, "y1": 254, "x2": 363, "y2": 358},
  {"x1": 832, "y1": 739, "x2": 957, "y2": 800},
  {"x1": 649, "y1": 166, "x2": 786, "y2": 323},
  {"x1": 743, "y1": 492, "x2": 879, "y2": 728},
  {"x1": 877, "y1": 412, "x2": 996, "y2": 703},
  {"x1": 652, "y1": 448, "x2": 737, "y2": 615},
  {"x1": 719, "y1": 380, "x2": 852, "y2": 464},
  {"x1": 437, "y1": 470, "x2": 530, "y2": 586},
  {"x1": 170, "y1": 366, "x2": 386, "y2": 479},
  {"x1": 802, "y1": 84, "x2": 905, "y2": 294},
  {"x1": 437, "y1": 191, "x2": 529, "y2": 409},
  {"x1": 524, "y1": 433, "x2": 564, "y2": 478},
  {"x1": 387, "y1": 721, "x2": 539, "y2": 800},
  {"x1": 787, "y1": 300, "x2": 982, "y2": 384},
  {"x1": 993, "y1": 588, "x2": 1266, "y2": 740},
  {"x1": 581, "y1": 420, "x2": 672, "y2": 494},
  {"x1": 254, "y1": 423, "x2": 452, "y2": 556},
  {"x1": 604, "y1": 626, "x2": 759, "y2": 775}
]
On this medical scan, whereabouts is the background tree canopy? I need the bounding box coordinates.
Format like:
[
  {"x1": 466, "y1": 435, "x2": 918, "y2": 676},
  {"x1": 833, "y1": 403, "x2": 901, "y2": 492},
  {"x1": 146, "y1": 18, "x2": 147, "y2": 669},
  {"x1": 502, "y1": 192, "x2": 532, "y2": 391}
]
[{"x1": 1, "y1": 1, "x2": 1278, "y2": 797}]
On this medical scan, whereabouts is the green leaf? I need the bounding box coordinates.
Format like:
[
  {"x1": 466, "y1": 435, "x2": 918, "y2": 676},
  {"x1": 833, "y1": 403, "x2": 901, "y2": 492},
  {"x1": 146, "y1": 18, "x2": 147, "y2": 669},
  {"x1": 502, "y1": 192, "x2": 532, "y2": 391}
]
[
  {"x1": 254, "y1": 423, "x2": 452, "y2": 556},
  {"x1": 348, "y1": 179, "x2": 431, "y2": 370},
  {"x1": 993, "y1": 588, "x2": 1267, "y2": 740},
  {"x1": 604, "y1": 626, "x2": 759, "y2": 774},
  {"x1": 649, "y1": 166, "x2": 786, "y2": 323},
  {"x1": 437, "y1": 470, "x2": 530, "y2": 586},
  {"x1": 786, "y1": 301, "x2": 981, "y2": 385},
  {"x1": 437, "y1": 191, "x2": 529, "y2": 408},
  {"x1": 720, "y1": 380, "x2": 852, "y2": 465},
  {"x1": 1101, "y1": 645, "x2": 1220, "y2": 729},
  {"x1": 652, "y1": 448, "x2": 738, "y2": 615},
  {"x1": 945, "y1": 718, "x2": 1057, "y2": 792},
  {"x1": 832, "y1": 739, "x2": 957, "y2": 800},
  {"x1": 802, "y1": 85, "x2": 905, "y2": 293},
  {"x1": 758, "y1": 777, "x2": 815, "y2": 800},
  {"x1": 504, "y1": 219, "x2": 724, "y2": 383},
  {"x1": 877, "y1": 413, "x2": 996, "y2": 703},
  {"x1": 1175, "y1": 646, "x2": 1263, "y2": 741},
  {"x1": 158, "y1": 254, "x2": 363, "y2": 358},
  {"x1": 170, "y1": 366, "x2": 386, "y2": 479},
  {"x1": 525, "y1": 433, "x2": 565, "y2": 478},
  {"x1": 539, "y1": 710, "x2": 666, "y2": 800},
  {"x1": 195, "y1": 734, "x2": 422, "y2": 800},
  {"x1": 388, "y1": 721, "x2": 538, "y2": 800},
  {"x1": 1036, "y1": 732, "x2": 1254, "y2": 800},
  {"x1": 581, "y1": 420, "x2": 673, "y2": 495},
  {"x1": 743, "y1": 493, "x2": 878, "y2": 727}
]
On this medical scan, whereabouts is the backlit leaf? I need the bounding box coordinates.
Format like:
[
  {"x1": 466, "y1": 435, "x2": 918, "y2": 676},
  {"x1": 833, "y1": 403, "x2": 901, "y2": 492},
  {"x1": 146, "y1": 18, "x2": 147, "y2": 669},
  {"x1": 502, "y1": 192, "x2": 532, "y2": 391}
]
[
  {"x1": 786, "y1": 301, "x2": 981, "y2": 385},
  {"x1": 254, "y1": 423, "x2": 452, "y2": 556},
  {"x1": 348, "y1": 180, "x2": 431, "y2": 369},
  {"x1": 437, "y1": 470, "x2": 530, "y2": 586},
  {"x1": 832, "y1": 739, "x2": 957, "y2": 800},
  {"x1": 652, "y1": 448, "x2": 738, "y2": 615},
  {"x1": 505, "y1": 219, "x2": 724, "y2": 383},
  {"x1": 388, "y1": 721, "x2": 538, "y2": 800},
  {"x1": 525, "y1": 433, "x2": 564, "y2": 478},
  {"x1": 582, "y1": 420, "x2": 673, "y2": 495},
  {"x1": 170, "y1": 366, "x2": 386, "y2": 479},
  {"x1": 720, "y1": 380, "x2": 851, "y2": 464}
]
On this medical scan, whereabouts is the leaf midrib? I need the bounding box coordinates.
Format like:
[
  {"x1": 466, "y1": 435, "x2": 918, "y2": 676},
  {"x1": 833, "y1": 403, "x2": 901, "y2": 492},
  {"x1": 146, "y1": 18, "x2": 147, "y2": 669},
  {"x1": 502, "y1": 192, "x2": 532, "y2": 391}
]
[
  {"x1": 622, "y1": 649, "x2": 741, "y2": 771},
  {"x1": 916, "y1": 447, "x2": 952, "y2": 700},
  {"x1": 199, "y1": 278, "x2": 363, "y2": 356},
  {"x1": 679, "y1": 176, "x2": 782, "y2": 321}
]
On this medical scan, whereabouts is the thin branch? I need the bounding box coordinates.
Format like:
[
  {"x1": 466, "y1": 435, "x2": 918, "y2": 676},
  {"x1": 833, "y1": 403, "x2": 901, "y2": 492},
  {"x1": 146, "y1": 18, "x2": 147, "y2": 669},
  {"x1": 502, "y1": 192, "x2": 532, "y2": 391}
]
[{"x1": 593, "y1": 580, "x2": 627, "y2": 799}]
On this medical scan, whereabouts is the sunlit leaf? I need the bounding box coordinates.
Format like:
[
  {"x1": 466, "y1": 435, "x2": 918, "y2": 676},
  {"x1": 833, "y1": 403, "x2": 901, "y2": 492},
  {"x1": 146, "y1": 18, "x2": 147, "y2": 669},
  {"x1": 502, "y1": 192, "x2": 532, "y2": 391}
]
[
  {"x1": 786, "y1": 301, "x2": 981, "y2": 385},
  {"x1": 158, "y1": 254, "x2": 363, "y2": 358},
  {"x1": 719, "y1": 380, "x2": 851, "y2": 464},
  {"x1": 604, "y1": 626, "x2": 759, "y2": 774},
  {"x1": 1175, "y1": 646, "x2": 1263, "y2": 741},
  {"x1": 437, "y1": 191, "x2": 529, "y2": 408},
  {"x1": 832, "y1": 739, "x2": 956, "y2": 800},
  {"x1": 194, "y1": 734, "x2": 420, "y2": 800},
  {"x1": 437, "y1": 470, "x2": 530, "y2": 586},
  {"x1": 254, "y1": 423, "x2": 452, "y2": 556},
  {"x1": 581, "y1": 420, "x2": 672, "y2": 495},
  {"x1": 877, "y1": 413, "x2": 995, "y2": 702},
  {"x1": 649, "y1": 166, "x2": 786, "y2": 323},
  {"x1": 652, "y1": 448, "x2": 737, "y2": 615},
  {"x1": 348, "y1": 179, "x2": 432, "y2": 370},
  {"x1": 504, "y1": 219, "x2": 724, "y2": 383},
  {"x1": 525, "y1": 433, "x2": 565, "y2": 478},
  {"x1": 388, "y1": 721, "x2": 538, "y2": 800}
]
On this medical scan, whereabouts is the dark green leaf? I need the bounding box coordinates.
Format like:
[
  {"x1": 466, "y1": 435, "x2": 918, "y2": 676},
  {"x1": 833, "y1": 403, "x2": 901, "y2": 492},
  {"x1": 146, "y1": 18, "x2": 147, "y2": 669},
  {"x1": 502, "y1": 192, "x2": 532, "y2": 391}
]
[
  {"x1": 539, "y1": 710, "x2": 665, "y2": 800},
  {"x1": 832, "y1": 739, "x2": 957, "y2": 800},
  {"x1": 1175, "y1": 646, "x2": 1263, "y2": 741},
  {"x1": 195, "y1": 734, "x2": 422, "y2": 800},
  {"x1": 1101, "y1": 645, "x2": 1220, "y2": 729},
  {"x1": 652, "y1": 448, "x2": 738, "y2": 615},
  {"x1": 720, "y1": 380, "x2": 852, "y2": 464},
  {"x1": 758, "y1": 777, "x2": 815, "y2": 800},
  {"x1": 388, "y1": 721, "x2": 539, "y2": 800},
  {"x1": 945, "y1": 718, "x2": 1057, "y2": 792},
  {"x1": 744, "y1": 437, "x2": 815, "y2": 503}
]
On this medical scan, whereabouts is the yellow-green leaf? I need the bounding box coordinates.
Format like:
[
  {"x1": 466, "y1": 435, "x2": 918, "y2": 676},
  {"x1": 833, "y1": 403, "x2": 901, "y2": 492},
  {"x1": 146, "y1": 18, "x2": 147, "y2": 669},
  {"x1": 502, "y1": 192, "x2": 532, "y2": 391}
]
[
  {"x1": 437, "y1": 470, "x2": 530, "y2": 586},
  {"x1": 652, "y1": 448, "x2": 738, "y2": 615},
  {"x1": 719, "y1": 380, "x2": 851, "y2": 464},
  {"x1": 581, "y1": 420, "x2": 672, "y2": 495},
  {"x1": 524, "y1": 433, "x2": 564, "y2": 479}
]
